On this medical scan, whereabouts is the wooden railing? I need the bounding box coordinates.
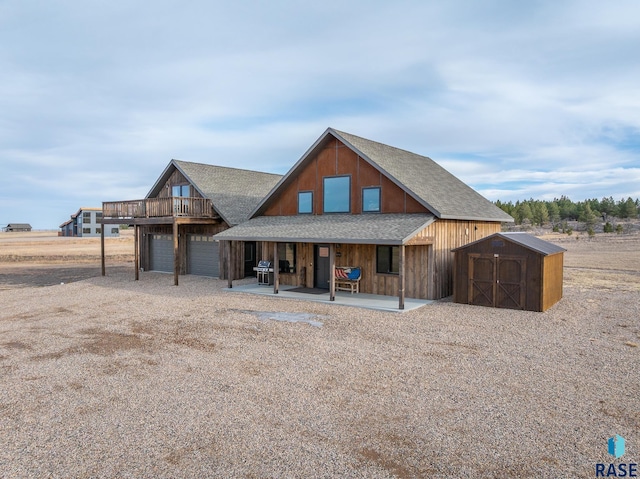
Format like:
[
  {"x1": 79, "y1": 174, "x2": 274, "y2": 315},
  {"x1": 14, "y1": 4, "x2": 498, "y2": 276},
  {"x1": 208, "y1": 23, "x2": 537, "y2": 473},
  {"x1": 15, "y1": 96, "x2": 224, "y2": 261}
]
[{"x1": 102, "y1": 197, "x2": 216, "y2": 219}]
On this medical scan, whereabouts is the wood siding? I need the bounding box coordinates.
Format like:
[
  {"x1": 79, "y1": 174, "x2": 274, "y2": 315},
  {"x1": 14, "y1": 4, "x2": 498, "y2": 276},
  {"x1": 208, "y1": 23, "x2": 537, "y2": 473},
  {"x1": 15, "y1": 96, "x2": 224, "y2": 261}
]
[
  {"x1": 253, "y1": 219, "x2": 499, "y2": 300},
  {"x1": 155, "y1": 169, "x2": 203, "y2": 199},
  {"x1": 263, "y1": 139, "x2": 431, "y2": 216}
]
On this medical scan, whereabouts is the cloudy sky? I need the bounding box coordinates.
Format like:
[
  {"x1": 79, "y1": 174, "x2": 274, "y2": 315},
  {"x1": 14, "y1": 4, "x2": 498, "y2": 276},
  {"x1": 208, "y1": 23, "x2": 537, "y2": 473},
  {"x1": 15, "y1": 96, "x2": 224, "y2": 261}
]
[{"x1": 2, "y1": 1, "x2": 639, "y2": 229}]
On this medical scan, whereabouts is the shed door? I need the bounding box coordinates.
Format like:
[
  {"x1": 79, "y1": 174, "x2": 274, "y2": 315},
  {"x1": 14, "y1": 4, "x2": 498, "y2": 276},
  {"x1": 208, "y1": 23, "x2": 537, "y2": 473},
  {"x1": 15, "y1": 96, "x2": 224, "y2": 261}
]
[
  {"x1": 188, "y1": 235, "x2": 219, "y2": 277},
  {"x1": 468, "y1": 255, "x2": 526, "y2": 309},
  {"x1": 496, "y1": 257, "x2": 526, "y2": 309},
  {"x1": 150, "y1": 234, "x2": 173, "y2": 273}
]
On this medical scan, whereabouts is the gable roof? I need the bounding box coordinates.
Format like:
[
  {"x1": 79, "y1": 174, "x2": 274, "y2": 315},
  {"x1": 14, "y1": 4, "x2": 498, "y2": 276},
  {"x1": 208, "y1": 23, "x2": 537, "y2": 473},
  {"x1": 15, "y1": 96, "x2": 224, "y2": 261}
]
[
  {"x1": 452, "y1": 232, "x2": 566, "y2": 255},
  {"x1": 147, "y1": 160, "x2": 282, "y2": 226},
  {"x1": 252, "y1": 128, "x2": 513, "y2": 222},
  {"x1": 6, "y1": 223, "x2": 32, "y2": 229},
  {"x1": 213, "y1": 213, "x2": 435, "y2": 245}
]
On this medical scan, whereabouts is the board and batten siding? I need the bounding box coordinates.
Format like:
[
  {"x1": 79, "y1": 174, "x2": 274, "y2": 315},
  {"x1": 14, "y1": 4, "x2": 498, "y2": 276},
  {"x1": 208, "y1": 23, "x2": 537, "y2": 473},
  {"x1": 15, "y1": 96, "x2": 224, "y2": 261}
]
[{"x1": 255, "y1": 219, "x2": 499, "y2": 300}]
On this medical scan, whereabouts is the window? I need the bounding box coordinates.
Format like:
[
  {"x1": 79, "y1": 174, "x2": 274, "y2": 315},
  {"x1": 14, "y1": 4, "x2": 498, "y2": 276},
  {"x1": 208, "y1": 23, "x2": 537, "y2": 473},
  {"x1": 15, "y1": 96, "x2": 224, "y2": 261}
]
[
  {"x1": 111, "y1": 228, "x2": 119, "y2": 234},
  {"x1": 82, "y1": 228, "x2": 91, "y2": 234},
  {"x1": 298, "y1": 191, "x2": 313, "y2": 214},
  {"x1": 172, "y1": 184, "x2": 190, "y2": 197},
  {"x1": 82, "y1": 212, "x2": 92, "y2": 223},
  {"x1": 323, "y1": 176, "x2": 350, "y2": 213},
  {"x1": 376, "y1": 245, "x2": 399, "y2": 274},
  {"x1": 96, "y1": 228, "x2": 101, "y2": 234},
  {"x1": 96, "y1": 212, "x2": 103, "y2": 219},
  {"x1": 277, "y1": 243, "x2": 296, "y2": 273},
  {"x1": 362, "y1": 187, "x2": 381, "y2": 213}
]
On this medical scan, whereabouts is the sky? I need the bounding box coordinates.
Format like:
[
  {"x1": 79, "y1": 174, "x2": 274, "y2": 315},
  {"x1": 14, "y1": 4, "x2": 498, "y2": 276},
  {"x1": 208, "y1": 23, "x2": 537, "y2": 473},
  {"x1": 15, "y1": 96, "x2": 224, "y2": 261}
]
[{"x1": 1, "y1": 1, "x2": 639, "y2": 229}]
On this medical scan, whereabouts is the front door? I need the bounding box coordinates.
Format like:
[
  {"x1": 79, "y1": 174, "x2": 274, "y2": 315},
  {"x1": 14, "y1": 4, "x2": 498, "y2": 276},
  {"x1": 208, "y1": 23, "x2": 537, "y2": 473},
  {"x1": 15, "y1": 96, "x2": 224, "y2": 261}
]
[
  {"x1": 313, "y1": 244, "x2": 330, "y2": 289},
  {"x1": 244, "y1": 241, "x2": 257, "y2": 277}
]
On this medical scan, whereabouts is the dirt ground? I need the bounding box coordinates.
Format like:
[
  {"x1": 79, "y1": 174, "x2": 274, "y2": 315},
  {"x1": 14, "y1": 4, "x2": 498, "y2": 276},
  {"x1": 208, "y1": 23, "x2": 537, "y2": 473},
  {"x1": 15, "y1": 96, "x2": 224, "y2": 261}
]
[
  {"x1": 0, "y1": 231, "x2": 638, "y2": 478},
  {"x1": 0, "y1": 230, "x2": 134, "y2": 289}
]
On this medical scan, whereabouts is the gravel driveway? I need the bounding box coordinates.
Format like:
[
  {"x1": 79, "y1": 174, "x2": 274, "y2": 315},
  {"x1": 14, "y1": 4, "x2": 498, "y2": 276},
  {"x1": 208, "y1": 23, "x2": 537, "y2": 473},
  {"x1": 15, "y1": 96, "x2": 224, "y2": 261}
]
[{"x1": 0, "y1": 271, "x2": 638, "y2": 478}]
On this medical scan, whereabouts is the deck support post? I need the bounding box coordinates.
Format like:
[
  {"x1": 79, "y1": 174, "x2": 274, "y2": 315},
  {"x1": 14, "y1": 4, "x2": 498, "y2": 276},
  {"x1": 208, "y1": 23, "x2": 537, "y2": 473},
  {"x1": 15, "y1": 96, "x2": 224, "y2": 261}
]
[
  {"x1": 329, "y1": 243, "x2": 336, "y2": 301},
  {"x1": 227, "y1": 241, "x2": 233, "y2": 288},
  {"x1": 173, "y1": 220, "x2": 179, "y2": 286},
  {"x1": 134, "y1": 224, "x2": 139, "y2": 281},
  {"x1": 273, "y1": 242, "x2": 279, "y2": 294},
  {"x1": 100, "y1": 224, "x2": 105, "y2": 276},
  {"x1": 399, "y1": 244, "x2": 405, "y2": 310}
]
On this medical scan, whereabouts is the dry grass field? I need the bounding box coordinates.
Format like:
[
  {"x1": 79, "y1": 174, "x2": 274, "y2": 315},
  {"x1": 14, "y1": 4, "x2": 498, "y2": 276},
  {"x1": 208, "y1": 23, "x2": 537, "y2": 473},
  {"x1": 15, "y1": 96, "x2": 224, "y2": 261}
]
[{"x1": 0, "y1": 231, "x2": 638, "y2": 478}]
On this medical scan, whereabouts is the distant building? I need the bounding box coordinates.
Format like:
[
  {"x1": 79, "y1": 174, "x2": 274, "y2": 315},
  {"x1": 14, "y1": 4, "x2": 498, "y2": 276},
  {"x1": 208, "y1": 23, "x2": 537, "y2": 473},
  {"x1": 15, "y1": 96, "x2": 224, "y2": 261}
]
[
  {"x1": 59, "y1": 207, "x2": 119, "y2": 237},
  {"x1": 3, "y1": 223, "x2": 32, "y2": 232}
]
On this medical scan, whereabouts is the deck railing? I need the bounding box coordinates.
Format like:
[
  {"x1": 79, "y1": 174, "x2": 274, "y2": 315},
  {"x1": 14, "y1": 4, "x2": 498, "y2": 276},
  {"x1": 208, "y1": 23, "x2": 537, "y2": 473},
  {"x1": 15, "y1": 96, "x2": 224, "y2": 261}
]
[{"x1": 102, "y1": 197, "x2": 216, "y2": 219}]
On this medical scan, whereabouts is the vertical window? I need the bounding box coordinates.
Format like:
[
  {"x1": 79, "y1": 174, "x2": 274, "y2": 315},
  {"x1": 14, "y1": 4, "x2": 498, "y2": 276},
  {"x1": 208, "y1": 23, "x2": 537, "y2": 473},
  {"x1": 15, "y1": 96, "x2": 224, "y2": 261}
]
[
  {"x1": 323, "y1": 176, "x2": 350, "y2": 213},
  {"x1": 83, "y1": 212, "x2": 92, "y2": 223},
  {"x1": 172, "y1": 185, "x2": 190, "y2": 197},
  {"x1": 376, "y1": 245, "x2": 399, "y2": 274},
  {"x1": 298, "y1": 191, "x2": 313, "y2": 214},
  {"x1": 82, "y1": 228, "x2": 91, "y2": 234},
  {"x1": 362, "y1": 187, "x2": 381, "y2": 213},
  {"x1": 96, "y1": 228, "x2": 102, "y2": 234},
  {"x1": 277, "y1": 243, "x2": 296, "y2": 273}
]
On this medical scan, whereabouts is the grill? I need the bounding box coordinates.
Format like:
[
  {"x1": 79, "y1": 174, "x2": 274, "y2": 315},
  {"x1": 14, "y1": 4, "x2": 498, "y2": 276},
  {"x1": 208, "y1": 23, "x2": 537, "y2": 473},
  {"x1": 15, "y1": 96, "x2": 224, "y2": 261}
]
[{"x1": 253, "y1": 260, "x2": 274, "y2": 285}]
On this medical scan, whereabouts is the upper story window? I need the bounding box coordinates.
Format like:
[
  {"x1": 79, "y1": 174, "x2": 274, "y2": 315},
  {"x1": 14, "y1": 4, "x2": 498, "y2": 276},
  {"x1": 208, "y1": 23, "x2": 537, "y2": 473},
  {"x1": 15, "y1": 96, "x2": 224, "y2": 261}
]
[
  {"x1": 323, "y1": 176, "x2": 350, "y2": 213},
  {"x1": 362, "y1": 187, "x2": 381, "y2": 213},
  {"x1": 172, "y1": 185, "x2": 190, "y2": 197},
  {"x1": 298, "y1": 191, "x2": 313, "y2": 214},
  {"x1": 82, "y1": 212, "x2": 92, "y2": 223}
]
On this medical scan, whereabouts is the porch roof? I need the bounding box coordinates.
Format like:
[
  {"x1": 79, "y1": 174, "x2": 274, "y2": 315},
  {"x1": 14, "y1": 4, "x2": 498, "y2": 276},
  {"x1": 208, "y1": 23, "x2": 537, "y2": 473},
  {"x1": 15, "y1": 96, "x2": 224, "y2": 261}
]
[{"x1": 212, "y1": 213, "x2": 435, "y2": 245}]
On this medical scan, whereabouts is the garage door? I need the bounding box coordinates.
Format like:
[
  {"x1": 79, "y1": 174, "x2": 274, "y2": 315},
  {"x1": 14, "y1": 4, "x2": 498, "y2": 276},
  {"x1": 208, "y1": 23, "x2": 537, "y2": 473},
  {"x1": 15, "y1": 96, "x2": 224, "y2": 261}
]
[
  {"x1": 149, "y1": 234, "x2": 173, "y2": 273},
  {"x1": 188, "y1": 235, "x2": 219, "y2": 277}
]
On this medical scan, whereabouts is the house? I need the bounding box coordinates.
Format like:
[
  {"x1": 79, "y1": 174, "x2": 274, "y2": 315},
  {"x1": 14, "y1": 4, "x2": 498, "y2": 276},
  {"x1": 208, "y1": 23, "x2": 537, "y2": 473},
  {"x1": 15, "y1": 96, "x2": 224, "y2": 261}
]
[
  {"x1": 100, "y1": 160, "x2": 283, "y2": 284},
  {"x1": 214, "y1": 128, "x2": 514, "y2": 308},
  {"x1": 452, "y1": 232, "x2": 565, "y2": 311},
  {"x1": 3, "y1": 223, "x2": 32, "y2": 232},
  {"x1": 59, "y1": 207, "x2": 119, "y2": 237}
]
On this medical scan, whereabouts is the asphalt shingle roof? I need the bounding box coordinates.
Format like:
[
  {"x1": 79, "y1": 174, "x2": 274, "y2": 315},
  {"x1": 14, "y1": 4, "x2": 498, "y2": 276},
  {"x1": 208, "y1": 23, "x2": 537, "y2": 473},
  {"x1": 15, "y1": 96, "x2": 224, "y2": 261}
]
[
  {"x1": 213, "y1": 213, "x2": 435, "y2": 244},
  {"x1": 499, "y1": 232, "x2": 566, "y2": 255},
  {"x1": 156, "y1": 161, "x2": 282, "y2": 226},
  {"x1": 331, "y1": 129, "x2": 513, "y2": 222}
]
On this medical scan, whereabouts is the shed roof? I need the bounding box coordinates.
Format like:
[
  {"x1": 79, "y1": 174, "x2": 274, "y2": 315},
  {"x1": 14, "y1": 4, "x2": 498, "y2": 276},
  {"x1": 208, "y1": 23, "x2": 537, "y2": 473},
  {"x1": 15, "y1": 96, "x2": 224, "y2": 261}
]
[
  {"x1": 213, "y1": 213, "x2": 435, "y2": 245},
  {"x1": 453, "y1": 232, "x2": 566, "y2": 255},
  {"x1": 253, "y1": 128, "x2": 513, "y2": 223},
  {"x1": 147, "y1": 160, "x2": 282, "y2": 226}
]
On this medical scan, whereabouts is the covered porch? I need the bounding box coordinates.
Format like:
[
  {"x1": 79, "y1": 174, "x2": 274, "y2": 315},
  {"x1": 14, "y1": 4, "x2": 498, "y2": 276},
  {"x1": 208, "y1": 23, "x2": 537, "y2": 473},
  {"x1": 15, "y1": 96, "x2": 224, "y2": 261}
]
[{"x1": 214, "y1": 213, "x2": 437, "y2": 310}]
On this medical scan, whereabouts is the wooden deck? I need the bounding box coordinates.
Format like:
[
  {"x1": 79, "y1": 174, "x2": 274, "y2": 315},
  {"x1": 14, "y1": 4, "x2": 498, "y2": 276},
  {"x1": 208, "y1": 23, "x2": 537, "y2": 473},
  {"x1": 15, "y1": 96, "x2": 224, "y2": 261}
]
[{"x1": 102, "y1": 198, "x2": 219, "y2": 221}]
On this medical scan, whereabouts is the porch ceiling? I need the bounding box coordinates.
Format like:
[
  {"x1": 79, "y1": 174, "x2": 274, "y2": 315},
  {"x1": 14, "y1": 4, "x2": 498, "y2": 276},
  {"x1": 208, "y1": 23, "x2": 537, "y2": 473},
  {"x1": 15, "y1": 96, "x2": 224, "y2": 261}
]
[{"x1": 212, "y1": 213, "x2": 435, "y2": 245}]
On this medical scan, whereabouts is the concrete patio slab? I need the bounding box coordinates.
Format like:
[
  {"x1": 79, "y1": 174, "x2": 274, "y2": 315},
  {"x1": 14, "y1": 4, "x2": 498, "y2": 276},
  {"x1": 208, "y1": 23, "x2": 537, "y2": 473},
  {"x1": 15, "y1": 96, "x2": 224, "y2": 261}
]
[{"x1": 224, "y1": 283, "x2": 433, "y2": 312}]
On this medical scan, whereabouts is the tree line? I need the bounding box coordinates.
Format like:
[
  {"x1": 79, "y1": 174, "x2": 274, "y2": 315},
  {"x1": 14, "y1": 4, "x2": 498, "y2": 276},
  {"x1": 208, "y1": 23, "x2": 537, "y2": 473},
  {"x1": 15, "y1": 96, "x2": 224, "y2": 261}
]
[{"x1": 495, "y1": 196, "x2": 639, "y2": 231}]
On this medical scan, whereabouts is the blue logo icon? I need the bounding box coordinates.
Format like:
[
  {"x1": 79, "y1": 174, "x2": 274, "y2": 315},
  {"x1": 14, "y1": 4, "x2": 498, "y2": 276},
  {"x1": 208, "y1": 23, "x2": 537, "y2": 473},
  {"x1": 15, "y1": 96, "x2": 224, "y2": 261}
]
[{"x1": 608, "y1": 435, "x2": 625, "y2": 459}]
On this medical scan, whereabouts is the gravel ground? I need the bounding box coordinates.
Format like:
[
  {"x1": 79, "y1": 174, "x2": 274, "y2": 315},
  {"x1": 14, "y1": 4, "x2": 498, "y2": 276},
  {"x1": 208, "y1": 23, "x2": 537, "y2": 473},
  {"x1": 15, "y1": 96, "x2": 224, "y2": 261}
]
[{"x1": 0, "y1": 269, "x2": 638, "y2": 478}]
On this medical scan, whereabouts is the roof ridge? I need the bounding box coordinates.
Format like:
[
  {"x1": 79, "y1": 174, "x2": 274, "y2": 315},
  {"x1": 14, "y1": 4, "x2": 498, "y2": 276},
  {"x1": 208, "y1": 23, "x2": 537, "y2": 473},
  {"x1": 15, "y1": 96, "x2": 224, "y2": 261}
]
[{"x1": 172, "y1": 159, "x2": 281, "y2": 177}]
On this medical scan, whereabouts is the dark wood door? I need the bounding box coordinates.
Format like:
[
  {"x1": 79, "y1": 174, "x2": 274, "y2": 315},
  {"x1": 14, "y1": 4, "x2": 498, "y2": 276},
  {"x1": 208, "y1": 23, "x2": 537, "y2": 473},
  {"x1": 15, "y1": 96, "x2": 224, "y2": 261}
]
[
  {"x1": 468, "y1": 255, "x2": 525, "y2": 309},
  {"x1": 468, "y1": 255, "x2": 495, "y2": 307},
  {"x1": 496, "y1": 257, "x2": 526, "y2": 309},
  {"x1": 314, "y1": 244, "x2": 330, "y2": 289},
  {"x1": 244, "y1": 241, "x2": 256, "y2": 277}
]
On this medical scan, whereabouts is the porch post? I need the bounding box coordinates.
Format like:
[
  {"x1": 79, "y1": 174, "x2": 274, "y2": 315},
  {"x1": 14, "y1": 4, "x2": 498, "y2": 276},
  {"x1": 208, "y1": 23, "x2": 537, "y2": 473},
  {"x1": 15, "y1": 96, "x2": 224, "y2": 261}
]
[
  {"x1": 173, "y1": 220, "x2": 179, "y2": 286},
  {"x1": 329, "y1": 243, "x2": 336, "y2": 301},
  {"x1": 399, "y1": 244, "x2": 406, "y2": 310},
  {"x1": 134, "y1": 224, "x2": 139, "y2": 281},
  {"x1": 273, "y1": 242, "x2": 279, "y2": 294},
  {"x1": 100, "y1": 224, "x2": 105, "y2": 276},
  {"x1": 227, "y1": 241, "x2": 233, "y2": 288}
]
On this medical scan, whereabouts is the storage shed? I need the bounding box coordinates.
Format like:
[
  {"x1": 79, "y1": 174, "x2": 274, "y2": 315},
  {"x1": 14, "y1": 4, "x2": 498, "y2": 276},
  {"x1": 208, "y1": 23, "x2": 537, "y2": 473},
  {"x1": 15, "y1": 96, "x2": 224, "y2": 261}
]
[{"x1": 452, "y1": 232, "x2": 566, "y2": 312}]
